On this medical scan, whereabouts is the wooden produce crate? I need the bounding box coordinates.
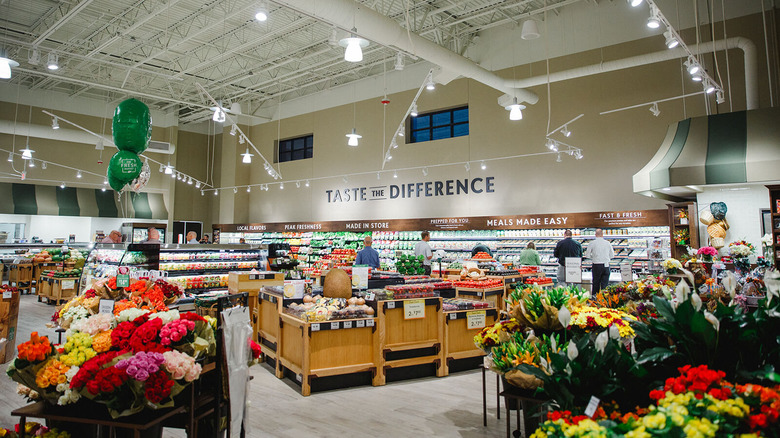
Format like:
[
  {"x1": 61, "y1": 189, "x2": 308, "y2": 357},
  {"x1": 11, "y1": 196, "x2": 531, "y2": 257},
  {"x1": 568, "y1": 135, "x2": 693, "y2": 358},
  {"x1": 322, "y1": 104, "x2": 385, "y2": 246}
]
[
  {"x1": 443, "y1": 307, "x2": 498, "y2": 374},
  {"x1": 256, "y1": 289, "x2": 284, "y2": 378},
  {"x1": 455, "y1": 286, "x2": 505, "y2": 310},
  {"x1": 32, "y1": 262, "x2": 61, "y2": 294},
  {"x1": 278, "y1": 313, "x2": 378, "y2": 396},
  {"x1": 41, "y1": 277, "x2": 80, "y2": 305},
  {"x1": 0, "y1": 287, "x2": 21, "y2": 363},
  {"x1": 7, "y1": 263, "x2": 33, "y2": 294},
  {"x1": 374, "y1": 297, "x2": 445, "y2": 385},
  {"x1": 36, "y1": 275, "x2": 52, "y2": 301},
  {"x1": 227, "y1": 271, "x2": 284, "y2": 293}
]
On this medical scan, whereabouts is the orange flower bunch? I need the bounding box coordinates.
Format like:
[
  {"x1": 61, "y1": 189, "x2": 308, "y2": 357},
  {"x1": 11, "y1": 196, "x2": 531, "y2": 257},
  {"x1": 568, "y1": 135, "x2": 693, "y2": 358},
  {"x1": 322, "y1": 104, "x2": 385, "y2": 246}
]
[
  {"x1": 92, "y1": 330, "x2": 113, "y2": 353},
  {"x1": 16, "y1": 332, "x2": 52, "y2": 362},
  {"x1": 113, "y1": 299, "x2": 138, "y2": 315},
  {"x1": 106, "y1": 277, "x2": 117, "y2": 290},
  {"x1": 34, "y1": 359, "x2": 70, "y2": 388},
  {"x1": 126, "y1": 279, "x2": 149, "y2": 295},
  {"x1": 590, "y1": 291, "x2": 624, "y2": 309}
]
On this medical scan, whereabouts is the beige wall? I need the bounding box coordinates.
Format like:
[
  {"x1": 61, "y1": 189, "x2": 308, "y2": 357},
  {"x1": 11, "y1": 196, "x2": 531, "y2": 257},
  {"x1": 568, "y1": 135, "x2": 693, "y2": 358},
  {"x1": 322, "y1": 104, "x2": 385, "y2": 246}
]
[{"x1": 211, "y1": 11, "x2": 775, "y2": 226}]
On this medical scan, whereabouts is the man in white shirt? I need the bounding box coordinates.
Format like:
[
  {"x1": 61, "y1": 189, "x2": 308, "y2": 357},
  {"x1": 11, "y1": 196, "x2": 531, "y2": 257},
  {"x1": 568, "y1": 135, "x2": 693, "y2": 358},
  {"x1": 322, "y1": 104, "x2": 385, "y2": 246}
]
[
  {"x1": 186, "y1": 231, "x2": 199, "y2": 244},
  {"x1": 584, "y1": 228, "x2": 614, "y2": 292},
  {"x1": 413, "y1": 231, "x2": 433, "y2": 276}
]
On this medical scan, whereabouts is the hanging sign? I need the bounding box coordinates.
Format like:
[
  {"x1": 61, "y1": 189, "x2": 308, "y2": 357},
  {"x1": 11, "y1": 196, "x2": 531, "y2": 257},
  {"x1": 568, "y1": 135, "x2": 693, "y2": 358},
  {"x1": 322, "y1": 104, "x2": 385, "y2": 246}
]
[
  {"x1": 466, "y1": 310, "x2": 486, "y2": 330},
  {"x1": 99, "y1": 299, "x2": 115, "y2": 314},
  {"x1": 352, "y1": 266, "x2": 369, "y2": 289},
  {"x1": 404, "y1": 299, "x2": 426, "y2": 320},
  {"x1": 565, "y1": 257, "x2": 582, "y2": 283},
  {"x1": 620, "y1": 264, "x2": 633, "y2": 282}
]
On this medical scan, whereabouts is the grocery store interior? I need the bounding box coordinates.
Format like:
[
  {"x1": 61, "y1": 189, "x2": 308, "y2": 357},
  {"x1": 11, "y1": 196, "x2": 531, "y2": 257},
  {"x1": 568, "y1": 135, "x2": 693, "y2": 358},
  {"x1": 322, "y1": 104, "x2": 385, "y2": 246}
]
[{"x1": 0, "y1": 0, "x2": 779, "y2": 437}]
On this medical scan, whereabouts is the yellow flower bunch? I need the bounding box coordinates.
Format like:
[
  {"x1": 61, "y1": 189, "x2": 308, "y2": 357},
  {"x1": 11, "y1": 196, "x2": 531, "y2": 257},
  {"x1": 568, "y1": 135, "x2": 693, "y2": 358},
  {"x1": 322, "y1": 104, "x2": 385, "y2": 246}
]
[
  {"x1": 530, "y1": 418, "x2": 607, "y2": 438},
  {"x1": 569, "y1": 305, "x2": 637, "y2": 338},
  {"x1": 473, "y1": 318, "x2": 520, "y2": 351},
  {"x1": 61, "y1": 332, "x2": 96, "y2": 366},
  {"x1": 34, "y1": 359, "x2": 70, "y2": 389},
  {"x1": 91, "y1": 330, "x2": 112, "y2": 353},
  {"x1": 682, "y1": 417, "x2": 718, "y2": 438}
]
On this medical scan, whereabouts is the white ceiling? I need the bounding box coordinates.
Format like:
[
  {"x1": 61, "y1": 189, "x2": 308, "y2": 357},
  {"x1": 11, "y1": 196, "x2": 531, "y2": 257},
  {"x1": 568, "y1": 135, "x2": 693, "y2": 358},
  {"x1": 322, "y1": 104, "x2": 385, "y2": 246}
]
[{"x1": 0, "y1": 0, "x2": 766, "y2": 126}]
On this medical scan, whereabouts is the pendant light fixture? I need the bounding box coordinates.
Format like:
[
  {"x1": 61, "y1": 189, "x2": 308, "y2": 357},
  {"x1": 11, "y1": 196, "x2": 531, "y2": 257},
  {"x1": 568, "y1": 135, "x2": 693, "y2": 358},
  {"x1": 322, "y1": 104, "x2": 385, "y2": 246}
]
[
  {"x1": 505, "y1": 97, "x2": 525, "y2": 121},
  {"x1": 520, "y1": 20, "x2": 540, "y2": 40},
  {"x1": 20, "y1": 146, "x2": 34, "y2": 160},
  {"x1": 211, "y1": 102, "x2": 226, "y2": 122},
  {"x1": 394, "y1": 52, "x2": 404, "y2": 71},
  {"x1": 0, "y1": 49, "x2": 19, "y2": 80},
  {"x1": 46, "y1": 53, "x2": 59, "y2": 70},
  {"x1": 305, "y1": 180, "x2": 310, "y2": 187},
  {"x1": 346, "y1": 101, "x2": 361, "y2": 146},
  {"x1": 663, "y1": 30, "x2": 679, "y2": 49},
  {"x1": 76, "y1": 170, "x2": 82, "y2": 178},
  {"x1": 339, "y1": 28, "x2": 369, "y2": 63},
  {"x1": 628, "y1": 0, "x2": 643, "y2": 6},
  {"x1": 241, "y1": 147, "x2": 253, "y2": 163},
  {"x1": 425, "y1": 76, "x2": 435, "y2": 91},
  {"x1": 51, "y1": 117, "x2": 60, "y2": 129},
  {"x1": 6, "y1": 152, "x2": 12, "y2": 162},
  {"x1": 255, "y1": 1, "x2": 268, "y2": 21}
]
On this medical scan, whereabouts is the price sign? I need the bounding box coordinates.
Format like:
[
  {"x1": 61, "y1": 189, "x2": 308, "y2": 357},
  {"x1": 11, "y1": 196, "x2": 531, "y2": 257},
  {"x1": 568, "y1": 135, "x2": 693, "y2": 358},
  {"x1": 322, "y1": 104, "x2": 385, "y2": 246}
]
[
  {"x1": 343, "y1": 321, "x2": 353, "y2": 329},
  {"x1": 466, "y1": 310, "x2": 487, "y2": 330},
  {"x1": 404, "y1": 299, "x2": 425, "y2": 320},
  {"x1": 366, "y1": 319, "x2": 375, "y2": 327},
  {"x1": 565, "y1": 257, "x2": 582, "y2": 283},
  {"x1": 620, "y1": 264, "x2": 633, "y2": 282},
  {"x1": 311, "y1": 323, "x2": 321, "y2": 331},
  {"x1": 352, "y1": 267, "x2": 369, "y2": 289},
  {"x1": 117, "y1": 274, "x2": 130, "y2": 288},
  {"x1": 584, "y1": 395, "x2": 601, "y2": 418},
  {"x1": 386, "y1": 301, "x2": 396, "y2": 309},
  {"x1": 330, "y1": 322, "x2": 340, "y2": 330},
  {"x1": 99, "y1": 299, "x2": 114, "y2": 314},
  {"x1": 3, "y1": 291, "x2": 12, "y2": 299},
  {"x1": 356, "y1": 320, "x2": 365, "y2": 328},
  {"x1": 61, "y1": 280, "x2": 76, "y2": 290},
  {"x1": 449, "y1": 313, "x2": 457, "y2": 320},
  {"x1": 364, "y1": 293, "x2": 375, "y2": 301}
]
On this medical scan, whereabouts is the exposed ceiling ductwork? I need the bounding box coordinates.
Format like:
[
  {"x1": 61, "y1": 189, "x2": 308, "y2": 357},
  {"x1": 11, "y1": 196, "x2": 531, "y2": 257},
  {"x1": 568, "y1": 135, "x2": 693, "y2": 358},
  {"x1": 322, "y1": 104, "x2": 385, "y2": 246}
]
[{"x1": 272, "y1": 0, "x2": 540, "y2": 105}]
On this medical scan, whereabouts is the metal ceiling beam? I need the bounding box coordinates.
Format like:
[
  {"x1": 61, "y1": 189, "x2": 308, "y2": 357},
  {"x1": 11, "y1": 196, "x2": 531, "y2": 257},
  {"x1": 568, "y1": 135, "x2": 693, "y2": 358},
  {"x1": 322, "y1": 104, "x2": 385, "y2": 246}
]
[{"x1": 31, "y1": 0, "x2": 96, "y2": 46}]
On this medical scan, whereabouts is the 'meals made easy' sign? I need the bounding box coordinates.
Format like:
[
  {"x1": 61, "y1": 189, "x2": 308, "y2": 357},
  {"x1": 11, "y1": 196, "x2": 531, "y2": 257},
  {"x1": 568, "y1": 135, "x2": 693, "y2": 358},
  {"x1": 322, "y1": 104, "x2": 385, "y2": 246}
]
[{"x1": 325, "y1": 177, "x2": 496, "y2": 203}]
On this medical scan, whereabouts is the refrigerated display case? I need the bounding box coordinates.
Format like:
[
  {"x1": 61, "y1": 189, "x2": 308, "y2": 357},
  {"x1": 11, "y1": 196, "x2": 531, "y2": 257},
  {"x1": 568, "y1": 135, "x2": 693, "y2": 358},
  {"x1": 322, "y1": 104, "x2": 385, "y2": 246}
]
[{"x1": 121, "y1": 222, "x2": 168, "y2": 243}]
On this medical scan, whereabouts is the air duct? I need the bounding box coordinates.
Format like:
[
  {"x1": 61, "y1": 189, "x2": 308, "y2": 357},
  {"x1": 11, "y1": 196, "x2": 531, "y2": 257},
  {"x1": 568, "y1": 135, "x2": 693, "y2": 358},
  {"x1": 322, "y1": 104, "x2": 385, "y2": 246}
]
[
  {"x1": 503, "y1": 37, "x2": 758, "y2": 110},
  {"x1": 273, "y1": 0, "x2": 539, "y2": 105}
]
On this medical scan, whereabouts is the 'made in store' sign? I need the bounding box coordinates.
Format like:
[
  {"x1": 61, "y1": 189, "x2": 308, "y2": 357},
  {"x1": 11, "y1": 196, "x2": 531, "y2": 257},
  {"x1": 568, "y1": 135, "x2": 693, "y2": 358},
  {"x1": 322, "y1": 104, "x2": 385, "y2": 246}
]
[{"x1": 325, "y1": 177, "x2": 496, "y2": 203}]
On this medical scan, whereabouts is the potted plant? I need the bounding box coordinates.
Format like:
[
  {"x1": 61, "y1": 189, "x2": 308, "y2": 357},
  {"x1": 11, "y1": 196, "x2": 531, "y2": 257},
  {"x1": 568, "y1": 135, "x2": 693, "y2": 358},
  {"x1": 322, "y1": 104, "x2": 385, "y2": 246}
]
[{"x1": 697, "y1": 246, "x2": 718, "y2": 263}]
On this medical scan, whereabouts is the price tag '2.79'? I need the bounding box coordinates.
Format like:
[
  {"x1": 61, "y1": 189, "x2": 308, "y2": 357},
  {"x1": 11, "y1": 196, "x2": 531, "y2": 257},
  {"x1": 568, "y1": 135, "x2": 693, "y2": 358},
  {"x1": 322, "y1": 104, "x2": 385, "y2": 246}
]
[
  {"x1": 404, "y1": 299, "x2": 425, "y2": 320},
  {"x1": 466, "y1": 310, "x2": 486, "y2": 330}
]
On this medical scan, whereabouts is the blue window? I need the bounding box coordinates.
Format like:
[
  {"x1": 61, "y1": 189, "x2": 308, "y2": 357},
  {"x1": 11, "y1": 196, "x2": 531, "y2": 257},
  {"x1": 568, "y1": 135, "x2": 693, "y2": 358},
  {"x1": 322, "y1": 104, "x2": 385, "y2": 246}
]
[
  {"x1": 408, "y1": 106, "x2": 468, "y2": 144},
  {"x1": 278, "y1": 134, "x2": 313, "y2": 163}
]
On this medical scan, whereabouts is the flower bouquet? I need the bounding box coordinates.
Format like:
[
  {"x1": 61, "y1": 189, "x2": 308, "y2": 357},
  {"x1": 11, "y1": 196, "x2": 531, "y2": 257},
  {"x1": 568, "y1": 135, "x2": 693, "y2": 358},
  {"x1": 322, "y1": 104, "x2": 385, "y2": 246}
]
[
  {"x1": 697, "y1": 246, "x2": 719, "y2": 262},
  {"x1": 568, "y1": 306, "x2": 638, "y2": 339},
  {"x1": 510, "y1": 286, "x2": 589, "y2": 331},
  {"x1": 473, "y1": 318, "x2": 521, "y2": 353},
  {"x1": 491, "y1": 332, "x2": 565, "y2": 390},
  {"x1": 661, "y1": 258, "x2": 683, "y2": 275},
  {"x1": 673, "y1": 228, "x2": 689, "y2": 246}
]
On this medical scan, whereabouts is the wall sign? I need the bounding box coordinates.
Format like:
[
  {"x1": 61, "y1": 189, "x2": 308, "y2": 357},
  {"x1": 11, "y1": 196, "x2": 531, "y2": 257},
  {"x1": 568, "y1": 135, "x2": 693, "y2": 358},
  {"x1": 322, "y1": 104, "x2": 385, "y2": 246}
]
[
  {"x1": 325, "y1": 177, "x2": 496, "y2": 203},
  {"x1": 215, "y1": 209, "x2": 667, "y2": 233}
]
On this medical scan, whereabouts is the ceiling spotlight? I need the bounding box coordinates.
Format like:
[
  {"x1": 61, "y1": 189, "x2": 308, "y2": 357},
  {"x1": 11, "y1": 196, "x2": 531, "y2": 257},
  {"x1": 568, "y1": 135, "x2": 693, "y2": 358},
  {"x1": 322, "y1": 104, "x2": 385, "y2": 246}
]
[
  {"x1": 691, "y1": 72, "x2": 703, "y2": 82},
  {"x1": 398, "y1": 125, "x2": 404, "y2": 137},
  {"x1": 464, "y1": 162, "x2": 470, "y2": 171},
  {"x1": 628, "y1": 0, "x2": 643, "y2": 6},
  {"x1": 233, "y1": 187, "x2": 238, "y2": 194},
  {"x1": 376, "y1": 172, "x2": 381, "y2": 180},
  {"x1": 176, "y1": 173, "x2": 182, "y2": 180},
  {"x1": 255, "y1": 3, "x2": 268, "y2": 22},
  {"x1": 305, "y1": 180, "x2": 310, "y2": 187},
  {"x1": 195, "y1": 181, "x2": 201, "y2": 188},
  {"x1": 41, "y1": 161, "x2": 47, "y2": 169},
  {"x1": 556, "y1": 153, "x2": 562, "y2": 163},
  {"x1": 339, "y1": 29, "x2": 369, "y2": 63},
  {"x1": 95, "y1": 138, "x2": 104, "y2": 150},
  {"x1": 51, "y1": 117, "x2": 59, "y2": 130},
  {"x1": 280, "y1": 182, "x2": 284, "y2": 189},
  {"x1": 346, "y1": 128, "x2": 362, "y2": 146},
  {"x1": 187, "y1": 177, "x2": 193, "y2": 185},
  {"x1": 520, "y1": 20, "x2": 540, "y2": 40},
  {"x1": 28, "y1": 48, "x2": 40, "y2": 65},
  {"x1": 238, "y1": 135, "x2": 245, "y2": 145},
  {"x1": 241, "y1": 147, "x2": 253, "y2": 163},
  {"x1": 386, "y1": 154, "x2": 392, "y2": 160},
  {"x1": 164, "y1": 163, "x2": 174, "y2": 175},
  {"x1": 425, "y1": 76, "x2": 435, "y2": 91},
  {"x1": 212, "y1": 106, "x2": 226, "y2": 123},
  {"x1": 247, "y1": 186, "x2": 251, "y2": 193},
  {"x1": 546, "y1": 138, "x2": 558, "y2": 152},
  {"x1": 6, "y1": 152, "x2": 12, "y2": 162},
  {"x1": 159, "y1": 164, "x2": 164, "y2": 173},
  {"x1": 664, "y1": 30, "x2": 679, "y2": 49},
  {"x1": 480, "y1": 161, "x2": 486, "y2": 170},
  {"x1": 60, "y1": 182, "x2": 65, "y2": 189},
  {"x1": 561, "y1": 125, "x2": 571, "y2": 137},
  {"x1": 394, "y1": 52, "x2": 404, "y2": 71},
  {"x1": 574, "y1": 149, "x2": 583, "y2": 160},
  {"x1": 0, "y1": 49, "x2": 19, "y2": 80},
  {"x1": 422, "y1": 167, "x2": 428, "y2": 176},
  {"x1": 649, "y1": 102, "x2": 661, "y2": 117},
  {"x1": 20, "y1": 147, "x2": 34, "y2": 159},
  {"x1": 28, "y1": 159, "x2": 34, "y2": 168},
  {"x1": 646, "y1": 6, "x2": 661, "y2": 29},
  {"x1": 390, "y1": 138, "x2": 398, "y2": 149},
  {"x1": 704, "y1": 81, "x2": 716, "y2": 94},
  {"x1": 101, "y1": 187, "x2": 106, "y2": 192},
  {"x1": 46, "y1": 53, "x2": 59, "y2": 70},
  {"x1": 200, "y1": 190, "x2": 204, "y2": 196},
  {"x1": 685, "y1": 57, "x2": 699, "y2": 75},
  {"x1": 214, "y1": 190, "x2": 218, "y2": 196},
  {"x1": 296, "y1": 181, "x2": 301, "y2": 188},
  {"x1": 230, "y1": 124, "x2": 237, "y2": 136},
  {"x1": 410, "y1": 103, "x2": 418, "y2": 117},
  {"x1": 505, "y1": 97, "x2": 525, "y2": 121},
  {"x1": 393, "y1": 171, "x2": 398, "y2": 178},
  {"x1": 171, "y1": 171, "x2": 176, "y2": 179},
  {"x1": 103, "y1": 178, "x2": 108, "y2": 185},
  {"x1": 716, "y1": 90, "x2": 725, "y2": 104}
]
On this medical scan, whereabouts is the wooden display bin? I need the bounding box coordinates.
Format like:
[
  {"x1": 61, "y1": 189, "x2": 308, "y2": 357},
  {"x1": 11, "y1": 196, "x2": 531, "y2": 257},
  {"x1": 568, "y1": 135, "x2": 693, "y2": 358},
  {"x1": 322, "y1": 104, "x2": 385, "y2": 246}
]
[
  {"x1": 443, "y1": 307, "x2": 498, "y2": 375},
  {"x1": 0, "y1": 288, "x2": 21, "y2": 363},
  {"x1": 40, "y1": 277, "x2": 80, "y2": 305},
  {"x1": 32, "y1": 262, "x2": 61, "y2": 294},
  {"x1": 278, "y1": 313, "x2": 378, "y2": 396},
  {"x1": 256, "y1": 289, "x2": 284, "y2": 378},
  {"x1": 8, "y1": 263, "x2": 33, "y2": 294},
  {"x1": 455, "y1": 286, "x2": 505, "y2": 310},
  {"x1": 374, "y1": 297, "x2": 445, "y2": 385}
]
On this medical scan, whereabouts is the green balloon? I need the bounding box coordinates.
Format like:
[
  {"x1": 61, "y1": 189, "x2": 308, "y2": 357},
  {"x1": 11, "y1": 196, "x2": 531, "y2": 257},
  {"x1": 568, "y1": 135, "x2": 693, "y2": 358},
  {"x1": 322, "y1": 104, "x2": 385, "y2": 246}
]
[
  {"x1": 107, "y1": 169, "x2": 127, "y2": 192},
  {"x1": 112, "y1": 98, "x2": 152, "y2": 154},
  {"x1": 108, "y1": 151, "x2": 142, "y2": 183}
]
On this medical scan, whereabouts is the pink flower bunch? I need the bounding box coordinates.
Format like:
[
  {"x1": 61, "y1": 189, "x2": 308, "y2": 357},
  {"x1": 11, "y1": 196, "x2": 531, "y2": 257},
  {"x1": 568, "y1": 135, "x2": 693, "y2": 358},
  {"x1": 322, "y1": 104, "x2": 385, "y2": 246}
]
[
  {"x1": 72, "y1": 313, "x2": 114, "y2": 336},
  {"x1": 159, "y1": 319, "x2": 195, "y2": 347},
  {"x1": 115, "y1": 351, "x2": 165, "y2": 381},
  {"x1": 162, "y1": 350, "x2": 202, "y2": 382},
  {"x1": 697, "y1": 246, "x2": 719, "y2": 257}
]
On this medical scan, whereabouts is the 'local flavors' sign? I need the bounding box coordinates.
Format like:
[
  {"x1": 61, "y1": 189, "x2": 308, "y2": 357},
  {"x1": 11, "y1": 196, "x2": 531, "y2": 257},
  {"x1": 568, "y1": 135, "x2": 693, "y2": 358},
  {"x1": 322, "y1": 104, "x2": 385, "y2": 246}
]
[{"x1": 325, "y1": 177, "x2": 496, "y2": 203}]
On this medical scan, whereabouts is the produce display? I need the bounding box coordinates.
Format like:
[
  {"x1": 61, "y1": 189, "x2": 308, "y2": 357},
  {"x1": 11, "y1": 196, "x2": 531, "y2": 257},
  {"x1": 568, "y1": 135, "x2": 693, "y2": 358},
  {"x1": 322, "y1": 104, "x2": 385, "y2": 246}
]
[
  {"x1": 403, "y1": 278, "x2": 453, "y2": 288},
  {"x1": 488, "y1": 269, "x2": 525, "y2": 277},
  {"x1": 285, "y1": 295, "x2": 375, "y2": 321},
  {"x1": 159, "y1": 261, "x2": 257, "y2": 271},
  {"x1": 454, "y1": 278, "x2": 504, "y2": 289},
  {"x1": 471, "y1": 251, "x2": 493, "y2": 260},
  {"x1": 122, "y1": 251, "x2": 149, "y2": 265},
  {"x1": 442, "y1": 298, "x2": 492, "y2": 311},
  {"x1": 396, "y1": 254, "x2": 426, "y2": 275},
  {"x1": 167, "y1": 274, "x2": 229, "y2": 291},
  {"x1": 525, "y1": 276, "x2": 553, "y2": 285},
  {"x1": 386, "y1": 283, "x2": 441, "y2": 298},
  {"x1": 41, "y1": 268, "x2": 82, "y2": 278},
  {"x1": 160, "y1": 251, "x2": 260, "y2": 261},
  {"x1": 516, "y1": 266, "x2": 539, "y2": 275},
  {"x1": 30, "y1": 248, "x2": 88, "y2": 264}
]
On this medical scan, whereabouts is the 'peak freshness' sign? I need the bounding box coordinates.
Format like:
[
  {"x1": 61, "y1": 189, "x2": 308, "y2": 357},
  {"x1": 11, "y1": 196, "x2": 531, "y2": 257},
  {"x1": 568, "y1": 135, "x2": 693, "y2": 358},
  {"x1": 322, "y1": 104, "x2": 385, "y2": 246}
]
[{"x1": 325, "y1": 177, "x2": 496, "y2": 203}]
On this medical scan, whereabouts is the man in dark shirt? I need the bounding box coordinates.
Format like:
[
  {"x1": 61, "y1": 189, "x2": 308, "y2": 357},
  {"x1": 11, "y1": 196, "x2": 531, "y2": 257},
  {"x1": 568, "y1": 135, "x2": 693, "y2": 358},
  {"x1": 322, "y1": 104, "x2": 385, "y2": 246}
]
[
  {"x1": 355, "y1": 236, "x2": 380, "y2": 269},
  {"x1": 553, "y1": 229, "x2": 582, "y2": 286}
]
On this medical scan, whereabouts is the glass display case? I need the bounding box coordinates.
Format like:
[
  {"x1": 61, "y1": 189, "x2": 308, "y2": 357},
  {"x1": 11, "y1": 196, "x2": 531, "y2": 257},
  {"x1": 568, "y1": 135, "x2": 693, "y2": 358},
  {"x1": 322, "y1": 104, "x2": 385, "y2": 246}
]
[
  {"x1": 80, "y1": 243, "x2": 268, "y2": 295},
  {"x1": 121, "y1": 222, "x2": 167, "y2": 243}
]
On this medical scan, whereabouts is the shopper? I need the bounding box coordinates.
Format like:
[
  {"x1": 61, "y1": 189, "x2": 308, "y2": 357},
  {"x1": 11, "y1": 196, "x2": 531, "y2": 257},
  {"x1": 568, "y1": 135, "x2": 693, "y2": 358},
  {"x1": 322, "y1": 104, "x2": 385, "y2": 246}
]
[
  {"x1": 553, "y1": 229, "x2": 582, "y2": 286},
  {"x1": 414, "y1": 231, "x2": 434, "y2": 276},
  {"x1": 584, "y1": 228, "x2": 614, "y2": 292},
  {"x1": 200, "y1": 234, "x2": 211, "y2": 244},
  {"x1": 517, "y1": 242, "x2": 541, "y2": 266},
  {"x1": 471, "y1": 242, "x2": 492, "y2": 257},
  {"x1": 101, "y1": 230, "x2": 122, "y2": 244},
  {"x1": 142, "y1": 227, "x2": 161, "y2": 244},
  {"x1": 239, "y1": 237, "x2": 246, "y2": 244},
  {"x1": 186, "y1": 231, "x2": 199, "y2": 244},
  {"x1": 355, "y1": 236, "x2": 380, "y2": 269}
]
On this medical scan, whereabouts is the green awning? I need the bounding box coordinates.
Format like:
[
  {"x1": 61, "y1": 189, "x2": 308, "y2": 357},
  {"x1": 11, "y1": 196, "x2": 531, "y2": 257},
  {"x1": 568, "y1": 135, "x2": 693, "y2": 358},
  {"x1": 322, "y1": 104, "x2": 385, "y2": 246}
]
[
  {"x1": 0, "y1": 183, "x2": 168, "y2": 219},
  {"x1": 633, "y1": 107, "x2": 780, "y2": 198}
]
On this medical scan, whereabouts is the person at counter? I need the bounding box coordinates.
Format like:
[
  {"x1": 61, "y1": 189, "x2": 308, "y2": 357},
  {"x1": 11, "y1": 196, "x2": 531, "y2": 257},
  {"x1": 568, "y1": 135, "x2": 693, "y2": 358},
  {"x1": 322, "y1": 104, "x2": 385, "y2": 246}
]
[
  {"x1": 584, "y1": 228, "x2": 614, "y2": 292},
  {"x1": 199, "y1": 234, "x2": 211, "y2": 244},
  {"x1": 414, "y1": 231, "x2": 433, "y2": 276},
  {"x1": 355, "y1": 236, "x2": 380, "y2": 269},
  {"x1": 553, "y1": 229, "x2": 582, "y2": 287},
  {"x1": 186, "y1": 231, "x2": 199, "y2": 244},
  {"x1": 101, "y1": 230, "x2": 122, "y2": 244},
  {"x1": 517, "y1": 242, "x2": 541, "y2": 266},
  {"x1": 142, "y1": 227, "x2": 161, "y2": 244}
]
